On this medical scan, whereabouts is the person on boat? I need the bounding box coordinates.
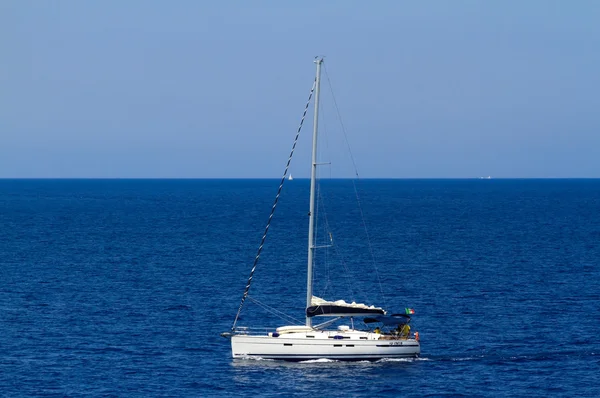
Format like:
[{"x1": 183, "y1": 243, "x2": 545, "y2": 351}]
[
  {"x1": 374, "y1": 326, "x2": 381, "y2": 334},
  {"x1": 400, "y1": 324, "x2": 410, "y2": 338}
]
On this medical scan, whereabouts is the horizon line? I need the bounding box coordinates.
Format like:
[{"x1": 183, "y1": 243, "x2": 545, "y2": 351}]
[{"x1": 2, "y1": 177, "x2": 600, "y2": 180}]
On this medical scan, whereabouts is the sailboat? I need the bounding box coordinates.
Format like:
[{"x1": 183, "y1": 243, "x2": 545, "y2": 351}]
[
  {"x1": 288, "y1": 174, "x2": 294, "y2": 181},
  {"x1": 222, "y1": 58, "x2": 420, "y2": 361}
]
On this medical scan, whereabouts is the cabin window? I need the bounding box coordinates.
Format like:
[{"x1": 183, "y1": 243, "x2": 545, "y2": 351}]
[
  {"x1": 346, "y1": 345, "x2": 354, "y2": 347},
  {"x1": 306, "y1": 335, "x2": 314, "y2": 338},
  {"x1": 333, "y1": 344, "x2": 342, "y2": 347},
  {"x1": 360, "y1": 337, "x2": 367, "y2": 340},
  {"x1": 284, "y1": 343, "x2": 293, "y2": 346}
]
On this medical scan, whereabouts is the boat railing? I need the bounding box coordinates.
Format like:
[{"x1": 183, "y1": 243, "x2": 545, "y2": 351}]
[{"x1": 231, "y1": 327, "x2": 273, "y2": 336}]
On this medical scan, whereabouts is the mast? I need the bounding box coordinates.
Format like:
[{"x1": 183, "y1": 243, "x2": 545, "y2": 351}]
[{"x1": 306, "y1": 57, "x2": 322, "y2": 327}]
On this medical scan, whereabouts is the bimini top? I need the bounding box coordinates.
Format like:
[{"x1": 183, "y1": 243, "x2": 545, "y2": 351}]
[{"x1": 306, "y1": 296, "x2": 386, "y2": 318}]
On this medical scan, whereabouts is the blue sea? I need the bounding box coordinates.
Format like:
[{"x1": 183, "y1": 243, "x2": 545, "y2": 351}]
[{"x1": 1, "y1": 179, "x2": 599, "y2": 397}]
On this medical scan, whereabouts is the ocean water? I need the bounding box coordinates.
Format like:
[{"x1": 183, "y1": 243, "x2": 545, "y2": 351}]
[{"x1": 1, "y1": 178, "x2": 599, "y2": 397}]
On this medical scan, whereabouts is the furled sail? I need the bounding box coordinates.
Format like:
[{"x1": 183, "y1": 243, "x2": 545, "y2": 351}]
[{"x1": 306, "y1": 296, "x2": 386, "y2": 318}]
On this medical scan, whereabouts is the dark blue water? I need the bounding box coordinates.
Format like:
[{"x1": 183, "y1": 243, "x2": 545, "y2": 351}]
[{"x1": 1, "y1": 179, "x2": 599, "y2": 397}]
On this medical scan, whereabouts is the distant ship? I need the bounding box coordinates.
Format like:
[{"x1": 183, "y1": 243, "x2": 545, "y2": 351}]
[
  {"x1": 288, "y1": 174, "x2": 294, "y2": 181},
  {"x1": 478, "y1": 176, "x2": 492, "y2": 179}
]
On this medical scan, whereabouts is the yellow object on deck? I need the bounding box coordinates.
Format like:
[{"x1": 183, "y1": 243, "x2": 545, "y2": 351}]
[{"x1": 401, "y1": 324, "x2": 411, "y2": 337}]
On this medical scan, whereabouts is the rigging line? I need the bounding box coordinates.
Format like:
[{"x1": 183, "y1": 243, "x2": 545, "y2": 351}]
[
  {"x1": 323, "y1": 64, "x2": 387, "y2": 308},
  {"x1": 352, "y1": 180, "x2": 388, "y2": 308},
  {"x1": 312, "y1": 81, "x2": 334, "y2": 297},
  {"x1": 247, "y1": 296, "x2": 304, "y2": 326},
  {"x1": 322, "y1": 194, "x2": 332, "y2": 298},
  {"x1": 323, "y1": 63, "x2": 359, "y2": 178},
  {"x1": 317, "y1": 187, "x2": 360, "y2": 301},
  {"x1": 231, "y1": 79, "x2": 316, "y2": 331},
  {"x1": 314, "y1": 184, "x2": 332, "y2": 298},
  {"x1": 315, "y1": 105, "x2": 331, "y2": 295}
]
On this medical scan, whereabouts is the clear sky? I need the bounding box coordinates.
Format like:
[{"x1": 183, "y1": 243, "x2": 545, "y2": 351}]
[{"x1": 2, "y1": 1, "x2": 599, "y2": 178}]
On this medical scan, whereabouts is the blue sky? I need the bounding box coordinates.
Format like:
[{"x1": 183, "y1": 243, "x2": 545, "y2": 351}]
[{"x1": 2, "y1": 1, "x2": 599, "y2": 178}]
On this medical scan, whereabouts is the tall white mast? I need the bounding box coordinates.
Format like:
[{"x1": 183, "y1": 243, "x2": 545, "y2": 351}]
[{"x1": 306, "y1": 57, "x2": 322, "y2": 327}]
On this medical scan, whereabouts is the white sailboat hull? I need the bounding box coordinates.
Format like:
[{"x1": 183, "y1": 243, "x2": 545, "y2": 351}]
[{"x1": 231, "y1": 331, "x2": 420, "y2": 361}]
